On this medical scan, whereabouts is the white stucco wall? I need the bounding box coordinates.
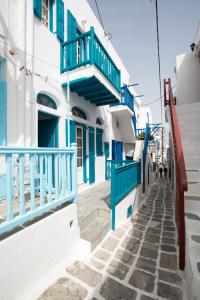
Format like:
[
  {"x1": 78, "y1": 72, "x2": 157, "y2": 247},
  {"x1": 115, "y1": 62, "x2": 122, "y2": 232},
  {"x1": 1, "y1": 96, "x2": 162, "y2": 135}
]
[
  {"x1": 114, "y1": 186, "x2": 141, "y2": 229},
  {"x1": 176, "y1": 52, "x2": 200, "y2": 105},
  {"x1": 0, "y1": 204, "x2": 81, "y2": 300}
]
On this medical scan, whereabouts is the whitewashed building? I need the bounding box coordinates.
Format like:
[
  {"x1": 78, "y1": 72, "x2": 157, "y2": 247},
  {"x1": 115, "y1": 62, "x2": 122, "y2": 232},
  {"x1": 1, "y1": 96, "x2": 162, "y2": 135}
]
[{"x1": 0, "y1": 1, "x2": 153, "y2": 299}]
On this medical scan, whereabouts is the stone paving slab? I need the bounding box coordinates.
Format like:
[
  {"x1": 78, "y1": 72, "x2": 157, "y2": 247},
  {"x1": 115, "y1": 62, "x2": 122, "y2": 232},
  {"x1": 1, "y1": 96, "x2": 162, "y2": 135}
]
[
  {"x1": 38, "y1": 181, "x2": 185, "y2": 300},
  {"x1": 38, "y1": 277, "x2": 88, "y2": 300}
]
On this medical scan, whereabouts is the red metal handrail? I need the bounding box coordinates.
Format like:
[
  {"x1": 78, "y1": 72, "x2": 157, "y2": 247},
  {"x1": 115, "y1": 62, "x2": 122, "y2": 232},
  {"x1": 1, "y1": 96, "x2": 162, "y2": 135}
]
[{"x1": 164, "y1": 78, "x2": 188, "y2": 270}]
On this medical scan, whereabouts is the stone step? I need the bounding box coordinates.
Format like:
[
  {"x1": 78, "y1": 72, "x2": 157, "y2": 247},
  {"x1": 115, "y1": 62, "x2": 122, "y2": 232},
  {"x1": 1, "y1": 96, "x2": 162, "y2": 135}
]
[
  {"x1": 185, "y1": 183, "x2": 200, "y2": 200},
  {"x1": 183, "y1": 147, "x2": 200, "y2": 156},
  {"x1": 185, "y1": 158, "x2": 200, "y2": 170},
  {"x1": 80, "y1": 210, "x2": 111, "y2": 251},
  {"x1": 176, "y1": 101, "x2": 200, "y2": 112},
  {"x1": 184, "y1": 200, "x2": 200, "y2": 300},
  {"x1": 187, "y1": 170, "x2": 200, "y2": 183}
]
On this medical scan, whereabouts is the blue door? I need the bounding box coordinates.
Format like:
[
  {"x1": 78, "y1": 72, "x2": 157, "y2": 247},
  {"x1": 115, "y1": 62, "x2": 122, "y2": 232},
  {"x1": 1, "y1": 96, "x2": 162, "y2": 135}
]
[
  {"x1": 38, "y1": 112, "x2": 58, "y2": 148},
  {"x1": 112, "y1": 140, "x2": 123, "y2": 160},
  {"x1": 116, "y1": 141, "x2": 123, "y2": 161},
  {"x1": 89, "y1": 126, "x2": 95, "y2": 184}
]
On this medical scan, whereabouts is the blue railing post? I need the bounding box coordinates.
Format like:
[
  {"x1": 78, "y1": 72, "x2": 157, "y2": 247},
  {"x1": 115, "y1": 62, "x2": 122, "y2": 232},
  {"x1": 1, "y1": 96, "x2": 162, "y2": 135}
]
[
  {"x1": 71, "y1": 142, "x2": 77, "y2": 203},
  {"x1": 90, "y1": 26, "x2": 95, "y2": 65},
  {"x1": 6, "y1": 154, "x2": 13, "y2": 221},
  {"x1": 19, "y1": 154, "x2": 25, "y2": 215},
  {"x1": 111, "y1": 163, "x2": 116, "y2": 230}
]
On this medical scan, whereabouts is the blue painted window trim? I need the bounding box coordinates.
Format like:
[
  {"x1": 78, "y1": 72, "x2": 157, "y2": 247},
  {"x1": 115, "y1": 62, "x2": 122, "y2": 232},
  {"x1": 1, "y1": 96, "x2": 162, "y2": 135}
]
[
  {"x1": 56, "y1": 0, "x2": 64, "y2": 41},
  {"x1": 96, "y1": 128, "x2": 103, "y2": 156},
  {"x1": 104, "y1": 142, "x2": 109, "y2": 158},
  {"x1": 33, "y1": 0, "x2": 42, "y2": 19},
  {"x1": 49, "y1": 0, "x2": 53, "y2": 33},
  {"x1": 37, "y1": 93, "x2": 57, "y2": 109},
  {"x1": 89, "y1": 126, "x2": 95, "y2": 184}
]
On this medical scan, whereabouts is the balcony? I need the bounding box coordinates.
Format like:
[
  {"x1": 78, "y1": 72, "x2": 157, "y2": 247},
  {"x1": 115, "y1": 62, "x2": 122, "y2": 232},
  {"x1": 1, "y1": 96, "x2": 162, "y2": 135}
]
[
  {"x1": 61, "y1": 27, "x2": 121, "y2": 106},
  {"x1": 110, "y1": 85, "x2": 136, "y2": 143}
]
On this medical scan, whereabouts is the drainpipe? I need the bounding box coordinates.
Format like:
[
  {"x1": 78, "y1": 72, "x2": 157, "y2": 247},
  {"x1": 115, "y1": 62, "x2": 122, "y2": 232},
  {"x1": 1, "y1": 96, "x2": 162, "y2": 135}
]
[{"x1": 67, "y1": 72, "x2": 70, "y2": 147}]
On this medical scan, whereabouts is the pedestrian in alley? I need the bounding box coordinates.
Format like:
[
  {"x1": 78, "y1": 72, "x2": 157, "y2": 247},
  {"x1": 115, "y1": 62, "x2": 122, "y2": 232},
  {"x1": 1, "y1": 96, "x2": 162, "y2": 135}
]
[
  {"x1": 164, "y1": 166, "x2": 168, "y2": 178},
  {"x1": 159, "y1": 166, "x2": 163, "y2": 178}
]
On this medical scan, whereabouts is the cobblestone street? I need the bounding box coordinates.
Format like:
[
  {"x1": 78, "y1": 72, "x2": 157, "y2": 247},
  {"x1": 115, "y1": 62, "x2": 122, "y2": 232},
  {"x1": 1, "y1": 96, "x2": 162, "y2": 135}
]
[{"x1": 39, "y1": 181, "x2": 185, "y2": 300}]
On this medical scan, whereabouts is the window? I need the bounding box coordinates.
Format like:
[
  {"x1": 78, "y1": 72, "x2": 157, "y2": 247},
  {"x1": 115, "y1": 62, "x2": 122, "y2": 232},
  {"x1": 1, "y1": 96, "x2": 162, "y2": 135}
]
[
  {"x1": 42, "y1": 0, "x2": 49, "y2": 27},
  {"x1": 96, "y1": 117, "x2": 103, "y2": 126},
  {"x1": 76, "y1": 127, "x2": 83, "y2": 167},
  {"x1": 72, "y1": 107, "x2": 87, "y2": 120},
  {"x1": 96, "y1": 128, "x2": 103, "y2": 156},
  {"x1": 37, "y1": 93, "x2": 57, "y2": 109}
]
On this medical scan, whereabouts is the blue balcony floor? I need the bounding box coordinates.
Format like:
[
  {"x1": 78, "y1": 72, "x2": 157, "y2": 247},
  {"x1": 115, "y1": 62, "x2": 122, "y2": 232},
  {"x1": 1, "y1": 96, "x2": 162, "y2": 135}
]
[{"x1": 62, "y1": 76, "x2": 120, "y2": 106}]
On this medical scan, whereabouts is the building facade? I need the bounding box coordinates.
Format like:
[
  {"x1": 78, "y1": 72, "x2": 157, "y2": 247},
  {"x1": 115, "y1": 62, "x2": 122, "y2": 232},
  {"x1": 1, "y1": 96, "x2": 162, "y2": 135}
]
[{"x1": 0, "y1": 0, "x2": 150, "y2": 192}]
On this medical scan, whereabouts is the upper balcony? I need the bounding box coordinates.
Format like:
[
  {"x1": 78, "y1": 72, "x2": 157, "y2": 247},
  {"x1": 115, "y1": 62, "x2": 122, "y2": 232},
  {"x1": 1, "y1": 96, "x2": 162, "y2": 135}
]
[
  {"x1": 110, "y1": 85, "x2": 137, "y2": 143},
  {"x1": 61, "y1": 27, "x2": 121, "y2": 106}
]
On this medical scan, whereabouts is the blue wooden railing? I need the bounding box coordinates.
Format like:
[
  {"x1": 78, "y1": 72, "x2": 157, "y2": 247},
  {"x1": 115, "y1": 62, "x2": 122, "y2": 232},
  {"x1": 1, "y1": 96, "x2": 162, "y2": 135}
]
[
  {"x1": 111, "y1": 161, "x2": 141, "y2": 230},
  {"x1": 105, "y1": 160, "x2": 132, "y2": 180},
  {"x1": 61, "y1": 27, "x2": 121, "y2": 92},
  {"x1": 0, "y1": 145, "x2": 77, "y2": 235},
  {"x1": 142, "y1": 124, "x2": 150, "y2": 193},
  {"x1": 121, "y1": 85, "x2": 134, "y2": 111}
]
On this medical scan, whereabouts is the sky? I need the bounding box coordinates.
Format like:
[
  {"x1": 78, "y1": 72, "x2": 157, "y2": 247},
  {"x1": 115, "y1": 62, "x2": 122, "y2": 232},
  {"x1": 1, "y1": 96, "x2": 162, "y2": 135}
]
[{"x1": 87, "y1": 0, "x2": 200, "y2": 123}]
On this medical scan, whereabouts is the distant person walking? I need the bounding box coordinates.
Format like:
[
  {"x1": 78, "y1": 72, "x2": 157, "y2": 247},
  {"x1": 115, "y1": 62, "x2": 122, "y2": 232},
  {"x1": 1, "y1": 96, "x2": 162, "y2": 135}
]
[
  {"x1": 159, "y1": 166, "x2": 163, "y2": 178},
  {"x1": 164, "y1": 166, "x2": 168, "y2": 178}
]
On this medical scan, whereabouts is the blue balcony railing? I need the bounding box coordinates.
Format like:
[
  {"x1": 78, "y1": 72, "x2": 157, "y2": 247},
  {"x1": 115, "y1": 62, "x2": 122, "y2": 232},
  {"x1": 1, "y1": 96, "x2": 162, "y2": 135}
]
[
  {"x1": 61, "y1": 27, "x2": 121, "y2": 92},
  {"x1": 111, "y1": 160, "x2": 141, "y2": 230},
  {"x1": 0, "y1": 145, "x2": 77, "y2": 235},
  {"x1": 105, "y1": 160, "x2": 132, "y2": 180},
  {"x1": 121, "y1": 85, "x2": 134, "y2": 111}
]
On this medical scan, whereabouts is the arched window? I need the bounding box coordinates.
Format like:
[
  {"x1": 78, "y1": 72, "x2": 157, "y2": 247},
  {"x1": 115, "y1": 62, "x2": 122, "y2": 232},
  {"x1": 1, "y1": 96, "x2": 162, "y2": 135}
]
[
  {"x1": 72, "y1": 106, "x2": 87, "y2": 120},
  {"x1": 96, "y1": 117, "x2": 103, "y2": 125},
  {"x1": 37, "y1": 93, "x2": 57, "y2": 109}
]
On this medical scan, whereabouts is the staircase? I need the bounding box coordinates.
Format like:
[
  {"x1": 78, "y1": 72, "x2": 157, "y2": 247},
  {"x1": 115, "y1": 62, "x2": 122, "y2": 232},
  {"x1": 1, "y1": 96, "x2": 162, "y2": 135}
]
[
  {"x1": 176, "y1": 101, "x2": 200, "y2": 299},
  {"x1": 77, "y1": 181, "x2": 111, "y2": 251}
]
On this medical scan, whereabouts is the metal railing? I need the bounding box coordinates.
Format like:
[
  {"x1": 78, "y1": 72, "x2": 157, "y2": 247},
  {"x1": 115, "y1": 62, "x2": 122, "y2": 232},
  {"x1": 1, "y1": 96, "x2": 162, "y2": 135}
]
[
  {"x1": 111, "y1": 161, "x2": 141, "y2": 230},
  {"x1": 0, "y1": 145, "x2": 77, "y2": 234},
  {"x1": 164, "y1": 78, "x2": 188, "y2": 270},
  {"x1": 61, "y1": 27, "x2": 121, "y2": 92}
]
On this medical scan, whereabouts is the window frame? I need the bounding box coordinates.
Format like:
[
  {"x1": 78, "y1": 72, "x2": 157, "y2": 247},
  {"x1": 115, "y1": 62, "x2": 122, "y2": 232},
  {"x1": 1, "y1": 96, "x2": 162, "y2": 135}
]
[{"x1": 76, "y1": 126, "x2": 83, "y2": 168}]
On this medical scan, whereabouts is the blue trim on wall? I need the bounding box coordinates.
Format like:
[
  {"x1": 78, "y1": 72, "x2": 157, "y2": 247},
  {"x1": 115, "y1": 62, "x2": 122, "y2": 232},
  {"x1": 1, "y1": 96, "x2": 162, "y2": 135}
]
[
  {"x1": 56, "y1": 0, "x2": 64, "y2": 41},
  {"x1": 33, "y1": 0, "x2": 42, "y2": 19},
  {"x1": 49, "y1": 0, "x2": 54, "y2": 33},
  {"x1": 89, "y1": 126, "x2": 95, "y2": 184}
]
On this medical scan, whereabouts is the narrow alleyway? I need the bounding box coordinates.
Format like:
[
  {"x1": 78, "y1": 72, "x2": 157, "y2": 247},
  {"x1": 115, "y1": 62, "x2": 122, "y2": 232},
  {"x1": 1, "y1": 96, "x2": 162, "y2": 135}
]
[{"x1": 39, "y1": 181, "x2": 185, "y2": 300}]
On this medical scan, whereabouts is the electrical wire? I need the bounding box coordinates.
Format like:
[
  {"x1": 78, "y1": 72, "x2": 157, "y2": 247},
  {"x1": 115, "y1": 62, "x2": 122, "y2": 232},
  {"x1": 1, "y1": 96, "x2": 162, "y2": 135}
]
[
  {"x1": 94, "y1": 0, "x2": 106, "y2": 34},
  {"x1": 0, "y1": 38, "x2": 59, "y2": 70},
  {"x1": 144, "y1": 85, "x2": 176, "y2": 106},
  {"x1": 155, "y1": 0, "x2": 163, "y2": 123}
]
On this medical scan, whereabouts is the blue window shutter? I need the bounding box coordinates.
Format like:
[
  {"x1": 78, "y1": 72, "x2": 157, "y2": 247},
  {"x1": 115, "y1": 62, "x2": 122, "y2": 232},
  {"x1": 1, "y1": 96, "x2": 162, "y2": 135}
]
[
  {"x1": 33, "y1": 0, "x2": 42, "y2": 19},
  {"x1": 83, "y1": 126, "x2": 87, "y2": 183},
  {"x1": 104, "y1": 142, "x2": 109, "y2": 158},
  {"x1": 66, "y1": 120, "x2": 76, "y2": 145},
  {"x1": 67, "y1": 10, "x2": 77, "y2": 40},
  {"x1": 112, "y1": 140, "x2": 116, "y2": 160},
  {"x1": 49, "y1": 0, "x2": 53, "y2": 33},
  {"x1": 116, "y1": 141, "x2": 123, "y2": 161},
  {"x1": 56, "y1": 0, "x2": 64, "y2": 41},
  {"x1": 89, "y1": 126, "x2": 95, "y2": 184},
  {"x1": 0, "y1": 82, "x2": 7, "y2": 146},
  {"x1": 96, "y1": 128, "x2": 103, "y2": 156},
  {"x1": 67, "y1": 10, "x2": 77, "y2": 66}
]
